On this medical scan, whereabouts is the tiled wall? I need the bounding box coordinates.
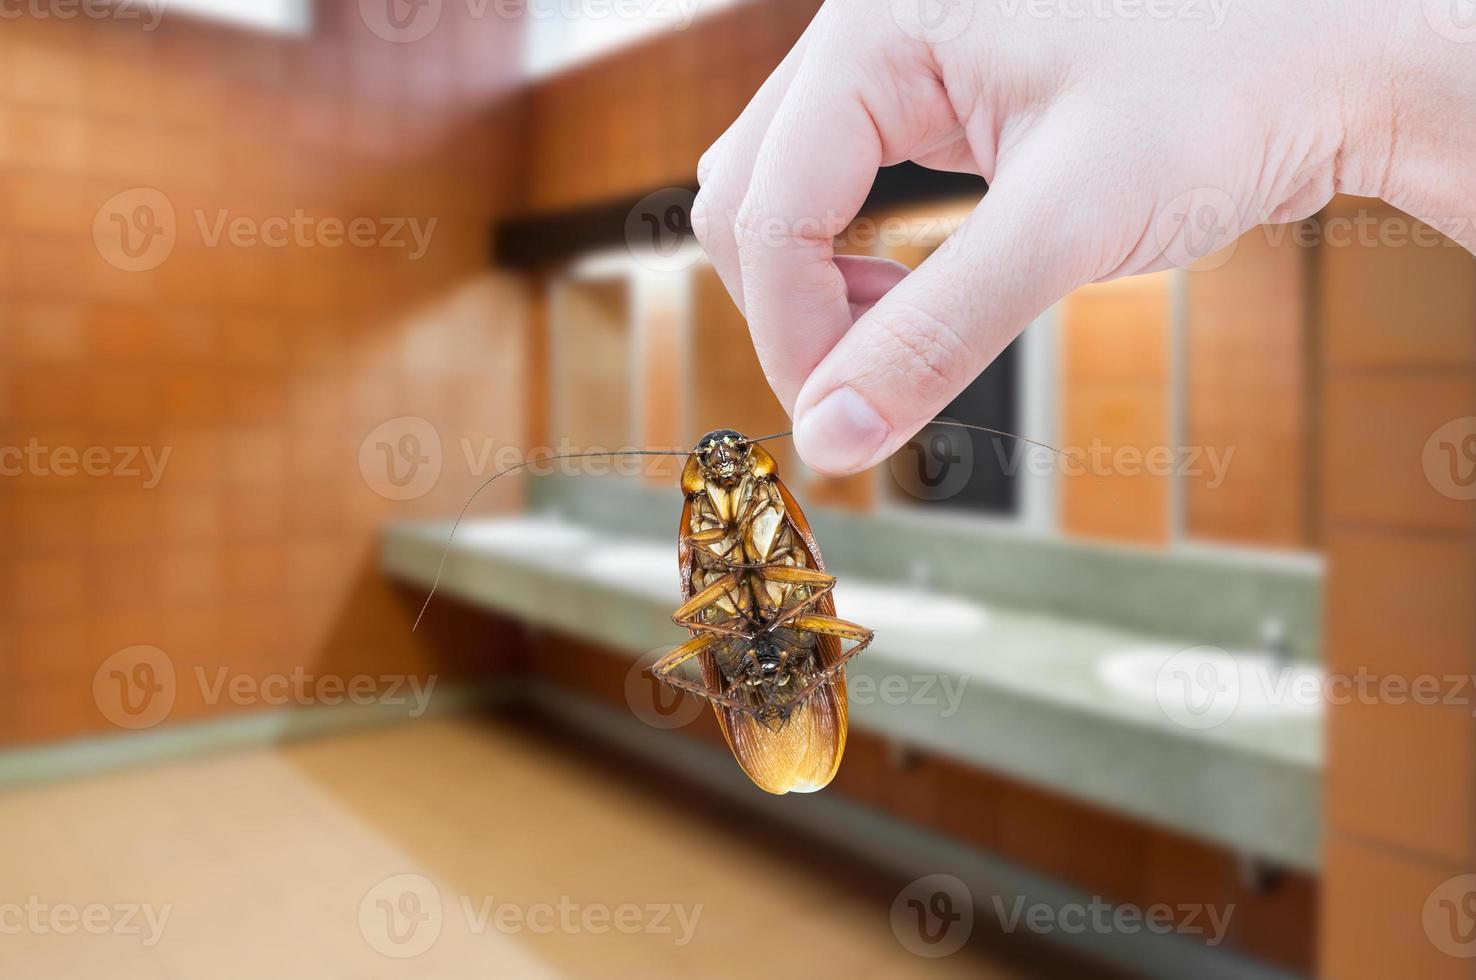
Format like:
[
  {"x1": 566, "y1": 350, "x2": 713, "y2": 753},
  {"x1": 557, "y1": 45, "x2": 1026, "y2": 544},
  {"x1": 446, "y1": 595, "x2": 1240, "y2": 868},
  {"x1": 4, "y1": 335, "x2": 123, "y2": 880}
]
[
  {"x1": 1317, "y1": 197, "x2": 1476, "y2": 978},
  {"x1": 1185, "y1": 229, "x2": 1312, "y2": 548},
  {"x1": 520, "y1": 0, "x2": 821, "y2": 213},
  {"x1": 0, "y1": 5, "x2": 529, "y2": 744},
  {"x1": 1059, "y1": 273, "x2": 1175, "y2": 545}
]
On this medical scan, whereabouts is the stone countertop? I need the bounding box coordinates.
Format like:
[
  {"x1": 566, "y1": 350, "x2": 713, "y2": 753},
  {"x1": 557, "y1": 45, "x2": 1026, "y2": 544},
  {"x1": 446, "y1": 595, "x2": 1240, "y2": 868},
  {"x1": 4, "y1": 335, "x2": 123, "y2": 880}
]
[{"x1": 382, "y1": 514, "x2": 1321, "y2": 871}]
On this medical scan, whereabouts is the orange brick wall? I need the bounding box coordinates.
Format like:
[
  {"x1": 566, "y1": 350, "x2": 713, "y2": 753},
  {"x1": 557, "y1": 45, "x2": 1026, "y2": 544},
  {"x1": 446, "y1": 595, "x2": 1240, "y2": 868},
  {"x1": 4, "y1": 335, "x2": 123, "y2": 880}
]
[
  {"x1": 1317, "y1": 197, "x2": 1476, "y2": 978},
  {"x1": 0, "y1": 5, "x2": 530, "y2": 744}
]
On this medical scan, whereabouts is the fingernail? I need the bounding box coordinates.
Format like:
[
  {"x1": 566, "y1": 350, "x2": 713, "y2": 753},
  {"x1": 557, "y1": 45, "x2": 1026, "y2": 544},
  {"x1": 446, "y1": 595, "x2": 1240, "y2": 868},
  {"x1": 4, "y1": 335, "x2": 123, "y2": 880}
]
[{"x1": 794, "y1": 388, "x2": 890, "y2": 475}]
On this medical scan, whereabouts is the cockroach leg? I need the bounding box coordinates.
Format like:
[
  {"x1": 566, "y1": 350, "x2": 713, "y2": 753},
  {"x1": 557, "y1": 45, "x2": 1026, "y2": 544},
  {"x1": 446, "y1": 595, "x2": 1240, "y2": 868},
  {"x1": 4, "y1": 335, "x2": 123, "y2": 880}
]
[
  {"x1": 786, "y1": 613, "x2": 873, "y2": 644},
  {"x1": 781, "y1": 618, "x2": 875, "y2": 705},
  {"x1": 754, "y1": 565, "x2": 836, "y2": 627},
  {"x1": 649, "y1": 632, "x2": 721, "y2": 678},
  {"x1": 670, "y1": 571, "x2": 752, "y2": 637},
  {"x1": 655, "y1": 666, "x2": 753, "y2": 713}
]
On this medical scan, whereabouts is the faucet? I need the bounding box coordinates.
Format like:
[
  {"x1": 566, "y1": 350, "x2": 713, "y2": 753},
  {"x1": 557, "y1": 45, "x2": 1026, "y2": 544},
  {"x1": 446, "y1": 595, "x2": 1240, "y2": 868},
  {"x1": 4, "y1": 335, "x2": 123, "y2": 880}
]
[
  {"x1": 1260, "y1": 616, "x2": 1290, "y2": 667},
  {"x1": 908, "y1": 559, "x2": 932, "y2": 591}
]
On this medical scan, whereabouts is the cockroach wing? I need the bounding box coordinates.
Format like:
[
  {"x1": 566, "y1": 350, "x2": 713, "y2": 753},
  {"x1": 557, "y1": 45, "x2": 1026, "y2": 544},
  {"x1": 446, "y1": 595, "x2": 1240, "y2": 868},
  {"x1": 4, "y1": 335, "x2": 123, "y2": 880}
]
[{"x1": 677, "y1": 476, "x2": 849, "y2": 795}]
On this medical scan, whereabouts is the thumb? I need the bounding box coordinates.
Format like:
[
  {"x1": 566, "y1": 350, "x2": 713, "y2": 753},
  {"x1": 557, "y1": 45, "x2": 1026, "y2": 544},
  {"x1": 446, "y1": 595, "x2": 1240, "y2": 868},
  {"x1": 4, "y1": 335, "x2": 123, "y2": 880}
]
[{"x1": 791, "y1": 130, "x2": 1122, "y2": 475}]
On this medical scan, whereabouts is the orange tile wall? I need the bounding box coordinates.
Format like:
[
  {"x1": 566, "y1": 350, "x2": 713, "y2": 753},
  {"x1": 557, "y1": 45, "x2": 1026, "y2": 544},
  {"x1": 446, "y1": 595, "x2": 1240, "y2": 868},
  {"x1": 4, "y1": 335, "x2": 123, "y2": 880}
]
[
  {"x1": 0, "y1": 5, "x2": 530, "y2": 744},
  {"x1": 1316, "y1": 197, "x2": 1476, "y2": 978}
]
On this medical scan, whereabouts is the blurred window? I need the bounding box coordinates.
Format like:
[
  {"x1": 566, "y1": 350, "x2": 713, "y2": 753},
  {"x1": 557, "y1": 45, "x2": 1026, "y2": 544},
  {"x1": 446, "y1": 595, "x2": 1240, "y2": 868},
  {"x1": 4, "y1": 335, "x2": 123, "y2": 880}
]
[{"x1": 525, "y1": 0, "x2": 749, "y2": 77}]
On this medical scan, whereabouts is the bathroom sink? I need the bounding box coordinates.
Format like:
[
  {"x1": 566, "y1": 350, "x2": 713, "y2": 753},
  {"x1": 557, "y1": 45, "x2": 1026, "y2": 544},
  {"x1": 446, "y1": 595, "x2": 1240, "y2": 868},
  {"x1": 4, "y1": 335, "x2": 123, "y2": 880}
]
[
  {"x1": 833, "y1": 582, "x2": 990, "y2": 640},
  {"x1": 455, "y1": 517, "x2": 595, "y2": 554},
  {"x1": 1097, "y1": 644, "x2": 1323, "y2": 728},
  {"x1": 584, "y1": 542, "x2": 680, "y2": 596}
]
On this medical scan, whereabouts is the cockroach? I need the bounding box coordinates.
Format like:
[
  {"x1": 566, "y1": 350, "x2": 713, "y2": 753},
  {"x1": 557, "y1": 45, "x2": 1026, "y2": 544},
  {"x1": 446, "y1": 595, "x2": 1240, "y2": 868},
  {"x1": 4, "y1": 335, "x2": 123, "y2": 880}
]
[
  {"x1": 413, "y1": 421, "x2": 1074, "y2": 795},
  {"x1": 655, "y1": 428, "x2": 871, "y2": 794}
]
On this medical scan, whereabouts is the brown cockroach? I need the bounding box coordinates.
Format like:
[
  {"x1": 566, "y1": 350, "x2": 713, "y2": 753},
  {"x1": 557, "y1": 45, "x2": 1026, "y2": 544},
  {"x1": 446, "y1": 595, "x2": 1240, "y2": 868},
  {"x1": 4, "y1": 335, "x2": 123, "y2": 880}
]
[
  {"x1": 414, "y1": 421, "x2": 1072, "y2": 796},
  {"x1": 656, "y1": 428, "x2": 871, "y2": 794}
]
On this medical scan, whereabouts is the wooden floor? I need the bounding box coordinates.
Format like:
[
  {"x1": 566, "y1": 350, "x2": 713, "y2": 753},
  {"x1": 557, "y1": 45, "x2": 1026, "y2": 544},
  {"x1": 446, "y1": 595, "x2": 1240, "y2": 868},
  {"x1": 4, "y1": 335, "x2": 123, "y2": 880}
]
[{"x1": 0, "y1": 716, "x2": 1088, "y2": 979}]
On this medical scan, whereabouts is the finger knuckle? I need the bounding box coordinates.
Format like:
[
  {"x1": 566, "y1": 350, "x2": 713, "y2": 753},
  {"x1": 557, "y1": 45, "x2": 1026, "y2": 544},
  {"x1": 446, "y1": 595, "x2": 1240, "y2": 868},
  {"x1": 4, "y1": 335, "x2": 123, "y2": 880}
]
[
  {"x1": 690, "y1": 189, "x2": 722, "y2": 251},
  {"x1": 876, "y1": 300, "x2": 972, "y2": 389}
]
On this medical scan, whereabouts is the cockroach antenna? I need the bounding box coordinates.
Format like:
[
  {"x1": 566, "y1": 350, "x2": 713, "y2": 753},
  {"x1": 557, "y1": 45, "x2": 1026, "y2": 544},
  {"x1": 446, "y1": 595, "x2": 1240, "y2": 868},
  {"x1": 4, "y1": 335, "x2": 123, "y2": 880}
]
[
  {"x1": 411, "y1": 421, "x2": 1087, "y2": 632},
  {"x1": 410, "y1": 447, "x2": 693, "y2": 632}
]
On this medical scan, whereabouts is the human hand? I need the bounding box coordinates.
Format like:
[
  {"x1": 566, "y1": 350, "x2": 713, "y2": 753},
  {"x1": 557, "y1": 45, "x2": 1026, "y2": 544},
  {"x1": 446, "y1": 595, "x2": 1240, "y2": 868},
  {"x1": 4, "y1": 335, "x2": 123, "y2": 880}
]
[{"x1": 693, "y1": 0, "x2": 1473, "y2": 474}]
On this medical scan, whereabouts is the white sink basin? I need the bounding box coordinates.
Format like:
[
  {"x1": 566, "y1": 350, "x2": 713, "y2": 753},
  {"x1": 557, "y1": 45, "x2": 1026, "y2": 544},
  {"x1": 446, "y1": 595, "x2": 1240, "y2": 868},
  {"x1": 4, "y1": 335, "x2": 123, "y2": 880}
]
[
  {"x1": 584, "y1": 543, "x2": 680, "y2": 595},
  {"x1": 456, "y1": 517, "x2": 594, "y2": 554},
  {"x1": 833, "y1": 582, "x2": 989, "y2": 639},
  {"x1": 1097, "y1": 644, "x2": 1323, "y2": 729}
]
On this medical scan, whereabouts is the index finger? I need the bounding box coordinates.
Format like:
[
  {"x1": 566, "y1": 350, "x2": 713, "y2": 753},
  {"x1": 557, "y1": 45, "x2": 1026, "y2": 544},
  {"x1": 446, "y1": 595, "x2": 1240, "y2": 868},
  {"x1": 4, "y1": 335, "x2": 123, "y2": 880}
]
[{"x1": 734, "y1": 58, "x2": 882, "y2": 413}]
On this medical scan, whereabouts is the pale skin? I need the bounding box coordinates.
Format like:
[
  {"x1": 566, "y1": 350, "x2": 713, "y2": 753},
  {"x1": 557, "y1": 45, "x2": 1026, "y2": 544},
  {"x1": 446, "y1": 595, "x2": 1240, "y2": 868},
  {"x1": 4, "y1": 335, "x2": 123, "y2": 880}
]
[{"x1": 692, "y1": 0, "x2": 1476, "y2": 475}]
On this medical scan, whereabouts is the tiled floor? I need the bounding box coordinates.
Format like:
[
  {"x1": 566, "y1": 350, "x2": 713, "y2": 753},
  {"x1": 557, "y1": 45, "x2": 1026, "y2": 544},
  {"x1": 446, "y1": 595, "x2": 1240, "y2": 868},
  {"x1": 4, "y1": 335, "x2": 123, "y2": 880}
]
[{"x1": 0, "y1": 717, "x2": 1043, "y2": 979}]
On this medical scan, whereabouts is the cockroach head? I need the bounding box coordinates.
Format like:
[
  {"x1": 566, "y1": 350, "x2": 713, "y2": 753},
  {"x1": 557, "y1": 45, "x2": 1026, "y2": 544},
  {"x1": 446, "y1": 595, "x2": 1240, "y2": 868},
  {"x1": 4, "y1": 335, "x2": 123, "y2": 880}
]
[{"x1": 693, "y1": 428, "x2": 750, "y2": 487}]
